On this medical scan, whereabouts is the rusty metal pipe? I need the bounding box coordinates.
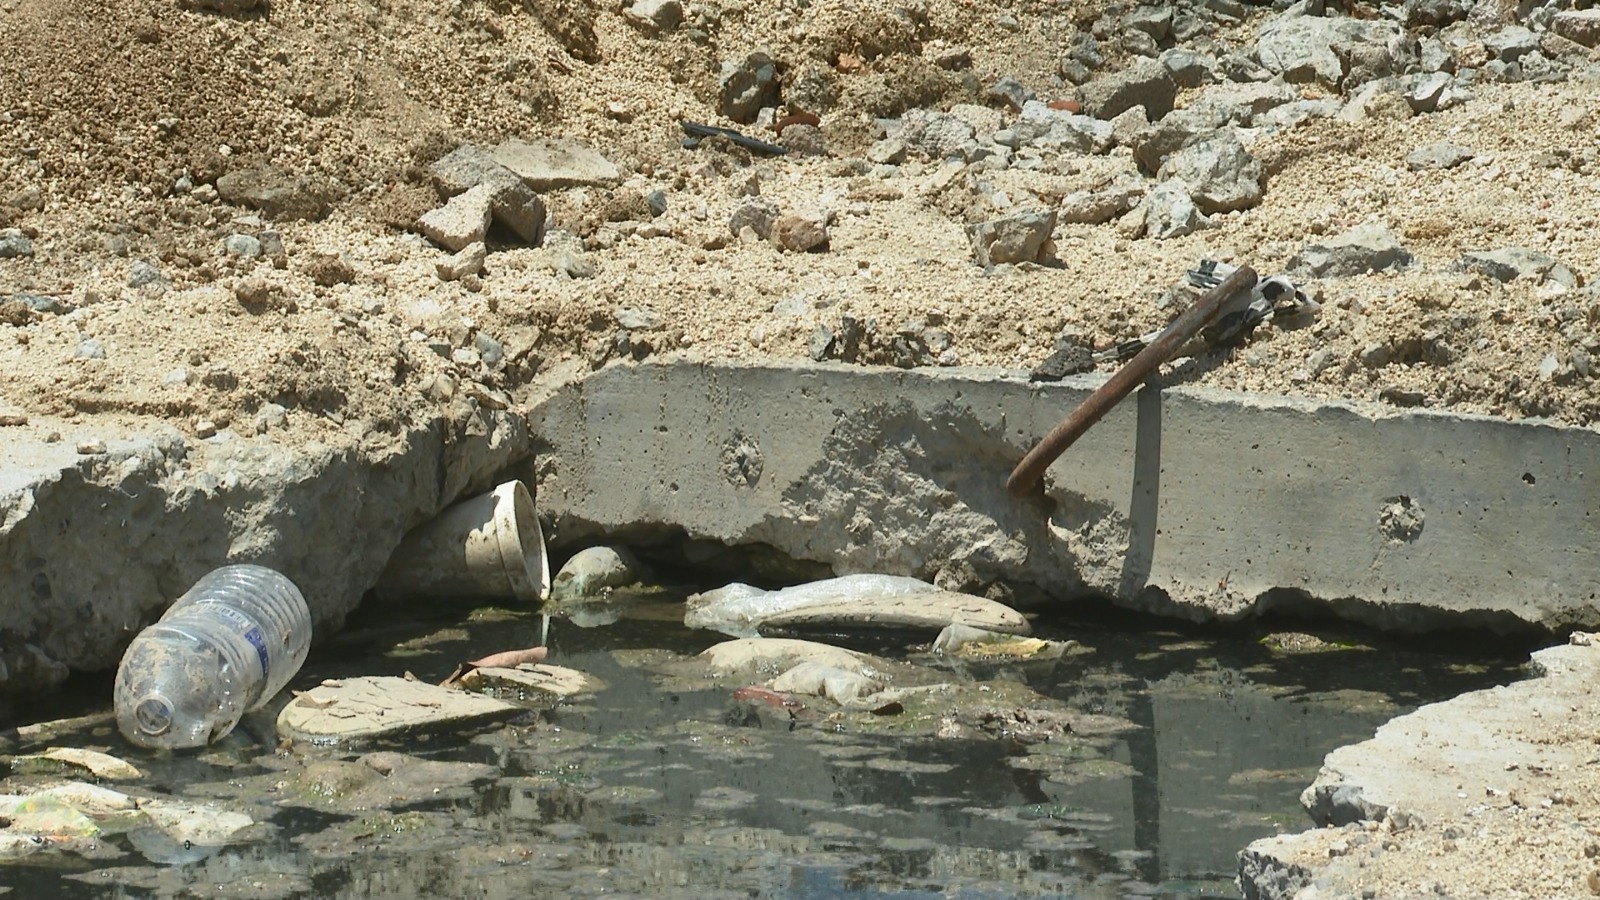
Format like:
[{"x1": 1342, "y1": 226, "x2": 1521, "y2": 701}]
[{"x1": 1006, "y1": 265, "x2": 1258, "y2": 498}]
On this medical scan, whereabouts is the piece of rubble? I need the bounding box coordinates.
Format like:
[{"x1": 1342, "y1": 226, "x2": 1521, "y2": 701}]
[
  {"x1": 770, "y1": 212, "x2": 829, "y2": 253},
  {"x1": 624, "y1": 0, "x2": 681, "y2": 32},
  {"x1": 1405, "y1": 142, "x2": 1474, "y2": 171},
  {"x1": 1144, "y1": 179, "x2": 1203, "y2": 239},
  {"x1": 428, "y1": 146, "x2": 548, "y2": 245},
  {"x1": 276, "y1": 676, "x2": 521, "y2": 744},
  {"x1": 0, "y1": 229, "x2": 36, "y2": 259},
  {"x1": 699, "y1": 637, "x2": 876, "y2": 678},
  {"x1": 968, "y1": 209, "x2": 1056, "y2": 267},
  {"x1": 718, "y1": 52, "x2": 779, "y2": 124},
  {"x1": 1289, "y1": 223, "x2": 1413, "y2": 278},
  {"x1": 1156, "y1": 129, "x2": 1261, "y2": 214},
  {"x1": 1551, "y1": 9, "x2": 1600, "y2": 48},
  {"x1": 416, "y1": 183, "x2": 494, "y2": 252},
  {"x1": 435, "y1": 241, "x2": 487, "y2": 282},
  {"x1": 551, "y1": 545, "x2": 644, "y2": 600},
  {"x1": 1254, "y1": 11, "x2": 1405, "y2": 89},
  {"x1": 490, "y1": 137, "x2": 620, "y2": 190},
  {"x1": 1457, "y1": 247, "x2": 1578, "y2": 288},
  {"x1": 1077, "y1": 57, "x2": 1177, "y2": 120},
  {"x1": 215, "y1": 167, "x2": 327, "y2": 221}
]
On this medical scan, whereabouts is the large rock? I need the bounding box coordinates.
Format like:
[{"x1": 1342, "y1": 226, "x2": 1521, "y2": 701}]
[
  {"x1": 1156, "y1": 129, "x2": 1262, "y2": 214},
  {"x1": 1010, "y1": 101, "x2": 1113, "y2": 153},
  {"x1": 1551, "y1": 9, "x2": 1600, "y2": 48},
  {"x1": 1289, "y1": 223, "x2": 1413, "y2": 277},
  {"x1": 1076, "y1": 58, "x2": 1178, "y2": 120},
  {"x1": 1254, "y1": 7, "x2": 1406, "y2": 88},
  {"x1": 0, "y1": 393, "x2": 532, "y2": 697}
]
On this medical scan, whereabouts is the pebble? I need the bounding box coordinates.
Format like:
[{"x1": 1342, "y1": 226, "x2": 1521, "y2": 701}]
[
  {"x1": 75, "y1": 339, "x2": 106, "y2": 360},
  {"x1": 435, "y1": 241, "x2": 487, "y2": 282},
  {"x1": 770, "y1": 213, "x2": 829, "y2": 253},
  {"x1": 0, "y1": 230, "x2": 34, "y2": 259},
  {"x1": 223, "y1": 233, "x2": 262, "y2": 258}
]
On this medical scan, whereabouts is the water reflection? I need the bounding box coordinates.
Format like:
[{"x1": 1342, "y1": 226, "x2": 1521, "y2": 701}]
[{"x1": 0, "y1": 594, "x2": 1526, "y2": 899}]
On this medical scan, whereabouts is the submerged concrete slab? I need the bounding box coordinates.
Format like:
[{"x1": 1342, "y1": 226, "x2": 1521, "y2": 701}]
[{"x1": 529, "y1": 359, "x2": 1600, "y2": 632}]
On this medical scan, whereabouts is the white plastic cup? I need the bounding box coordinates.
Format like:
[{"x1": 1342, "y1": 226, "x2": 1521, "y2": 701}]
[{"x1": 374, "y1": 480, "x2": 550, "y2": 603}]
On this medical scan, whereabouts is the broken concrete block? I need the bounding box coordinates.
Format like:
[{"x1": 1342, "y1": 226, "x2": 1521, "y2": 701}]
[
  {"x1": 436, "y1": 241, "x2": 487, "y2": 282},
  {"x1": 277, "y1": 676, "x2": 521, "y2": 744},
  {"x1": 491, "y1": 137, "x2": 621, "y2": 190},
  {"x1": 967, "y1": 209, "x2": 1056, "y2": 267},
  {"x1": 416, "y1": 183, "x2": 493, "y2": 252}
]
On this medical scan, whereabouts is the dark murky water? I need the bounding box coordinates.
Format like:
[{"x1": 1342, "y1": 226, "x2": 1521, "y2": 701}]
[{"x1": 0, "y1": 588, "x2": 1527, "y2": 899}]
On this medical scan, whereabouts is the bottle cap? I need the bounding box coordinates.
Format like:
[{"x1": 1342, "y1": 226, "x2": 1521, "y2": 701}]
[{"x1": 132, "y1": 695, "x2": 174, "y2": 737}]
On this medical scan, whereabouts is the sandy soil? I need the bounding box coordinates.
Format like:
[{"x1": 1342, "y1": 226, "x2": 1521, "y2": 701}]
[{"x1": 1, "y1": 0, "x2": 1598, "y2": 456}]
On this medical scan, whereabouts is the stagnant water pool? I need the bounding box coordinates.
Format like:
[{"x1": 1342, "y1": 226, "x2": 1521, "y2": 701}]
[{"x1": 0, "y1": 586, "x2": 1528, "y2": 899}]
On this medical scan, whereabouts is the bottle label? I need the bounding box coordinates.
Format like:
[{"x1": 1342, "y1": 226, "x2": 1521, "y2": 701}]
[{"x1": 212, "y1": 604, "x2": 271, "y2": 678}]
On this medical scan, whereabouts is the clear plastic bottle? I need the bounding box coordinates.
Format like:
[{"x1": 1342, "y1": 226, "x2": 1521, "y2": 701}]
[{"x1": 114, "y1": 564, "x2": 312, "y2": 749}]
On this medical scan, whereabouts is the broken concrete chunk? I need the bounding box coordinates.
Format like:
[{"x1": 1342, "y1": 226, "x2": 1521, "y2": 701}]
[
  {"x1": 770, "y1": 661, "x2": 882, "y2": 703},
  {"x1": 1077, "y1": 57, "x2": 1177, "y2": 120},
  {"x1": 215, "y1": 167, "x2": 328, "y2": 221},
  {"x1": 435, "y1": 241, "x2": 487, "y2": 282},
  {"x1": 490, "y1": 137, "x2": 620, "y2": 190},
  {"x1": 1289, "y1": 223, "x2": 1413, "y2": 278},
  {"x1": 1551, "y1": 9, "x2": 1600, "y2": 48},
  {"x1": 276, "y1": 676, "x2": 521, "y2": 744},
  {"x1": 967, "y1": 208, "x2": 1056, "y2": 267},
  {"x1": 1457, "y1": 247, "x2": 1577, "y2": 288},
  {"x1": 1405, "y1": 142, "x2": 1474, "y2": 171},
  {"x1": 1156, "y1": 129, "x2": 1261, "y2": 214},
  {"x1": 416, "y1": 183, "x2": 494, "y2": 252},
  {"x1": 1254, "y1": 12, "x2": 1405, "y2": 89},
  {"x1": 719, "y1": 51, "x2": 780, "y2": 124},
  {"x1": 1144, "y1": 179, "x2": 1203, "y2": 239}
]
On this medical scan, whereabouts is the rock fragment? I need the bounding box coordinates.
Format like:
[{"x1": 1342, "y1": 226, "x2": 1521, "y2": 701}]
[
  {"x1": 770, "y1": 212, "x2": 830, "y2": 253},
  {"x1": 728, "y1": 198, "x2": 780, "y2": 240},
  {"x1": 967, "y1": 209, "x2": 1056, "y2": 267},
  {"x1": 1144, "y1": 180, "x2": 1203, "y2": 239},
  {"x1": 417, "y1": 183, "x2": 494, "y2": 252},
  {"x1": 624, "y1": 0, "x2": 681, "y2": 32},
  {"x1": 1551, "y1": 10, "x2": 1600, "y2": 48},
  {"x1": 436, "y1": 241, "x2": 487, "y2": 282},
  {"x1": 0, "y1": 230, "x2": 33, "y2": 259},
  {"x1": 1076, "y1": 58, "x2": 1178, "y2": 120},
  {"x1": 719, "y1": 52, "x2": 779, "y2": 124},
  {"x1": 1405, "y1": 142, "x2": 1474, "y2": 171},
  {"x1": 1156, "y1": 130, "x2": 1262, "y2": 214},
  {"x1": 490, "y1": 137, "x2": 620, "y2": 190},
  {"x1": 1457, "y1": 248, "x2": 1578, "y2": 288},
  {"x1": 215, "y1": 167, "x2": 327, "y2": 221},
  {"x1": 1289, "y1": 223, "x2": 1413, "y2": 278}
]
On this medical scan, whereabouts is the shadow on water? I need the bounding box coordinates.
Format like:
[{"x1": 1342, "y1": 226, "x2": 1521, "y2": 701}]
[{"x1": 0, "y1": 587, "x2": 1531, "y2": 899}]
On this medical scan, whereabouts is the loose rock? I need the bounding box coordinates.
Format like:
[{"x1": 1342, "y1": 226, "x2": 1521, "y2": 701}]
[
  {"x1": 1289, "y1": 223, "x2": 1414, "y2": 278},
  {"x1": 967, "y1": 209, "x2": 1056, "y2": 267},
  {"x1": 1156, "y1": 130, "x2": 1262, "y2": 214}
]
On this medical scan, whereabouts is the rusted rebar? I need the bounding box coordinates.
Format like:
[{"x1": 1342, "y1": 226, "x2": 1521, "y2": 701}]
[{"x1": 1006, "y1": 264, "x2": 1259, "y2": 498}]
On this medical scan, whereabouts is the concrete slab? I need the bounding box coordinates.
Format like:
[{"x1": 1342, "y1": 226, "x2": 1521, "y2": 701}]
[
  {"x1": 1238, "y1": 639, "x2": 1600, "y2": 899},
  {"x1": 529, "y1": 358, "x2": 1600, "y2": 632},
  {"x1": 276, "y1": 676, "x2": 522, "y2": 745}
]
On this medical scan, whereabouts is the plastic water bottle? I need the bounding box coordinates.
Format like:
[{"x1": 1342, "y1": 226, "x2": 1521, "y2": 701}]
[{"x1": 114, "y1": 565, "x2": 312, "y2": 749}]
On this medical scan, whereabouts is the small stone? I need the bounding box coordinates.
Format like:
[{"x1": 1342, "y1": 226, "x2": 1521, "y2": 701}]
[
  {"x1": 233, "y1": 276, "x2": 289, "y2": 312},
  {"x1": 215, "y1": 166, "x2": 327, "y2": 221},
  {"x1": 0, "y1": 410, "x2": 26, "y2": 427},
  {"x1": 436, "y1": 241, "x2": 488, "y2": 282},
  {"x1": 128, "y1": 260, "x2": 165, "y2": 288},
  {"x1": 76, "y1": 440, "x2": 106, "y2": 455},
  {"x1": 255, "y1": 402, "x2": 288, "y2": 432},
  {"x1": 646, "y1": 190, "x2": 668, "y2": 216},
  {"x1": 1406, "y1": 142, "x2": 1474, "y2": 171},
  {"x1": 0, "y1": 230, "x2": 34, "y2": 259},
  {"x1": 303, "y1": 251, "x2": 357, "y2": 287},
  {"x1": 770, "y1": 213, "x2": 829, "y2": 253},
  {"x1": 1538, "y1": 353, "x2": 1561, "y2": 381},
  {"x1": 624, "y1": 0, "x2": 682, "y2": 32},
  {"x1": 194, "y1": 419, "x2": 218, "y2": 439},
  {"x1": 551, "y1": 546, "x2": 645, "y2": 600},
  {"x1": 223, "y1": 233, "x2": 262, "y2": 258},
  {"x1": 728, "y1": 198, "x2": 780, "y2": 240},
  {"x1": 985, "y1": 76, "x2": 1034, "y2": 110},
  {"x1": 75, "y1": 339, "x2": 106, "y2": 360}
]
